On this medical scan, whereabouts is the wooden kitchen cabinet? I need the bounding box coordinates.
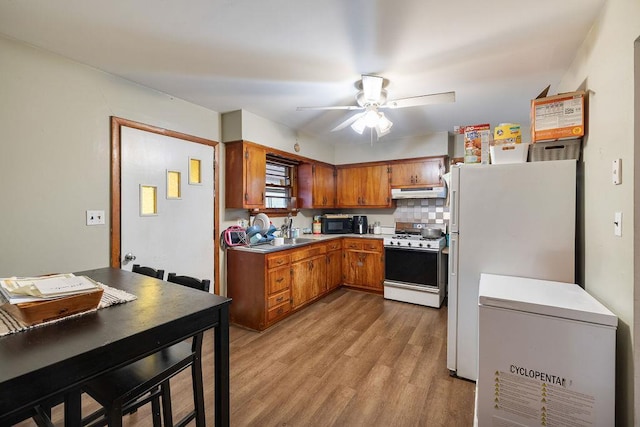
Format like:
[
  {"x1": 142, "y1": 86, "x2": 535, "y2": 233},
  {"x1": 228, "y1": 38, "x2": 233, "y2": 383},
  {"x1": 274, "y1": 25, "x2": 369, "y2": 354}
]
[
  {"x1": 290, "y1": 244, "x2": 327, "y2": 309},
  {"x1": 297, "y1": 162, "x2": 336, "y2": 208},
  {"x1": 227, "y1": 249, "x2": 291, "y2": 330},
  {"x1": 336, "y1": 163, "x2": 391, "y2": 208},
  {"x1": 342, "y1": 238, "x2": 384, "y2": 292},
  {"x1": 227, "y1": 240, "x2": 340, "y2": 330},
  {"x1": 390, "y1": 156, "x2": 447, "y2": 188},
  {"x1": 225, "y1": 141, "x2": 266, "y2": 209},
  {"x1": 291, "y1": 255, "x2": 327, "y2": 308},
  {"x1": 326, "y1": 239, "x2": 342, "y2": 291}
]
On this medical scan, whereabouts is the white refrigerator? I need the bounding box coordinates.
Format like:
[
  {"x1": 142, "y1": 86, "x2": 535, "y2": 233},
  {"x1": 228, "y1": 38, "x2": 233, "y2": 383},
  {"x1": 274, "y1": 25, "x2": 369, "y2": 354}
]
[
  {"x1": 447, "y1": 160, "x2": 576, "y2": 381},
  {"x1": 477, "y1": 273, "x2": 617, "y2": 426}
]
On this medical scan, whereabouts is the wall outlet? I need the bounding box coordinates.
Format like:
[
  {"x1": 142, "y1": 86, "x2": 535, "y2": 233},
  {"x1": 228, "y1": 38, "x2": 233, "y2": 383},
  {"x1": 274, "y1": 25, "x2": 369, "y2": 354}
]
[{"x1": 86, "y1": 210, "x2": 105, "y2": 226}]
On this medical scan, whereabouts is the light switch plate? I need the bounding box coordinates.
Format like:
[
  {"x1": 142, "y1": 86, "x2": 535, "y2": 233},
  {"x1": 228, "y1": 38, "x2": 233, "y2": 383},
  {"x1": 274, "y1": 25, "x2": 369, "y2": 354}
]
[
  {"x1": 86, "y1": 210, "x2": 105, "y2": 226},
  {"x1": 614, "y1": 212, "x2": 622, "y2": 236},
  {"x1": 612, "y1": 159, "x2": 621, "y2": 185}
]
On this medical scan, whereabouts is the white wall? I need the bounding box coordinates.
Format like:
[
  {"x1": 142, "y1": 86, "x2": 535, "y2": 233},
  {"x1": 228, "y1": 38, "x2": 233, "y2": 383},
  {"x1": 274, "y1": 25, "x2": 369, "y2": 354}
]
[
  {"x1": 557, "y1": 1, "x2": 640, "y2": 424},
  {"x1": 333, "y1": 132, "x2": 449, "y2": 164},
  {"x1": 0, "y1": 36, "x2": 220, "y2": 276},
  {"x1": 222, "y1": 109, "x2": 335, "y2": 164}
]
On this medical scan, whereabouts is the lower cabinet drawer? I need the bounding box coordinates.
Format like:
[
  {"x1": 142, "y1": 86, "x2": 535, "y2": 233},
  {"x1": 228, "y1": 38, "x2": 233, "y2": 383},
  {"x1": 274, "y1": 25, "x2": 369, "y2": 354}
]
[
  {"x1": 342, "y1": 239, "x2": 363, "y2": 250},
  {"x1": 363, "y1": 240, "x2": 383, "y2": 251},
  {"x1": 325, "y1": 240, "x2": 342, "y2": 251},
  {"x1": 268, "y1": 266, "x2": 291, "y2": 294},
  {"x1": 267, "y1": 302, "x2": 291, "y2": 322},
  {"x1": 268, "y1": 290, "x2": 291, "y2": 309}
]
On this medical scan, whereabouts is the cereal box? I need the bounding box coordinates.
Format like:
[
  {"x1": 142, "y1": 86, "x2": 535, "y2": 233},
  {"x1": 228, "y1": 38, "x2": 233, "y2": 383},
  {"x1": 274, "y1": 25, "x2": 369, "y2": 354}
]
[{"x1": 463, "y1": 124, "x2": 491, "y2": 164}]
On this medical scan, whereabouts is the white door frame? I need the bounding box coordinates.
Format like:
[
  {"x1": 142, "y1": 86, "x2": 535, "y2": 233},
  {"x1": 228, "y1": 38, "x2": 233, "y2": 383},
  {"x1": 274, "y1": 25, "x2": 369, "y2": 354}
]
[{"x1": 110, "y1": 116, "x2": 220, "y2": 294}]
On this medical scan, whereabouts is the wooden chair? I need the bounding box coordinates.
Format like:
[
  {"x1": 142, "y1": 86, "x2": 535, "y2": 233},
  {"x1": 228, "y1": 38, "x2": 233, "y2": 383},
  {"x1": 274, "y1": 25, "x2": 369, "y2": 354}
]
[
  {"x1": 131, "y1": 264, "x2": 165, "y2": 280},
  {"x1": 167, "y1": 273, "x2": 211, "y2": 292},
  {"x1": 80, "y1": 273, "x2": 209, "y2": 427}
]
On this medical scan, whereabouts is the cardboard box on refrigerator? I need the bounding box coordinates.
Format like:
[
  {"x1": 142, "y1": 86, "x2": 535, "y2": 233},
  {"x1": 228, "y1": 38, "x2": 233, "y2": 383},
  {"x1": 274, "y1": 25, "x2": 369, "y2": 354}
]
[
  {"x1": 462, "y1": 124, "x2": 491, "y2": 164},
  {"x1": 531, "y1": 89, "x2": 585, "y2": 142}
]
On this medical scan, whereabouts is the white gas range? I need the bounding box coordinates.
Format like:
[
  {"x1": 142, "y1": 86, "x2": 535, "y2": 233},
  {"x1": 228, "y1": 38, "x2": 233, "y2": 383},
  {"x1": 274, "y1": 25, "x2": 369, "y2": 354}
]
[{"x1": 383, "y1": 223, "x2": 447, "y2": 308}]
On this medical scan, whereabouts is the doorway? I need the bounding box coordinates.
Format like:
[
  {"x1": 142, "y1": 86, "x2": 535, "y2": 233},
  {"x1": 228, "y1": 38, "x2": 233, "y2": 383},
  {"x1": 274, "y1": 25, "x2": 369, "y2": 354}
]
[{"x1": 110, "y1": 117, "x2": 220, "y2": 294}]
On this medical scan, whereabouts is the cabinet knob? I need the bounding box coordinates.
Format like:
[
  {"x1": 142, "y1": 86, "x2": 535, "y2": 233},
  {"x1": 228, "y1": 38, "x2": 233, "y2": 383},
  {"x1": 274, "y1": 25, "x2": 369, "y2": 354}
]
[{"x1": 276, "y1": 277, "x2": 284, "y2": 283}]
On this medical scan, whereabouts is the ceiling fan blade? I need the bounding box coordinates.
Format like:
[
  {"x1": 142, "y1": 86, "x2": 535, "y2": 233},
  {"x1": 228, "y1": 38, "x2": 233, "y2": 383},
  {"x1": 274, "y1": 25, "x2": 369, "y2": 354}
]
[
  {"x1": 296, "y1": 105, "x2": 363, "y2": 111},
  {"x1": 361, "y1": 75, "x2": 384, "y2": 103},
  {"x1": 385, "y1": 91, "x2": 456, "y2": 109},
  {"x1": 331, "y1": 112, "x2": 365, "y2": 132}
]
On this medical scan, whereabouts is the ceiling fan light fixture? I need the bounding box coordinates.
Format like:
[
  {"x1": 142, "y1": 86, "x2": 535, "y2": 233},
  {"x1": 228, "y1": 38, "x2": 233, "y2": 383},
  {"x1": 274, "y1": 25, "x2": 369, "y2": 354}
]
[
  {"x1": 375, "y1": 125, "x2": 391, "y2": 138},
  {"x1": 364, "y1": 108, "x2": 380, "y2": 127},
  {"x1": 351, "y1": 117, "x2": 367, "y2": 134},
  {"x1": 377, "y1": 113, "x2": 393, "y2": 133}
]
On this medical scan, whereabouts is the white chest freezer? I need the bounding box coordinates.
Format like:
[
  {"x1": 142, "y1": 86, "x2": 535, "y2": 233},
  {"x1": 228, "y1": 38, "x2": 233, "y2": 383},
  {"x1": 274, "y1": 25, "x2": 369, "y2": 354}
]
[{"x1": 476, "y1": 274, "x2": 617, "y2": 427}]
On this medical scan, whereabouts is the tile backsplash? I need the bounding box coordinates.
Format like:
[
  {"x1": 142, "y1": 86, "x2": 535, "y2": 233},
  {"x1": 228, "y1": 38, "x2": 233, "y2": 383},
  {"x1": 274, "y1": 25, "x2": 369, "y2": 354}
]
[{"x1": 394, "y1": 198, "x2": 450, "y2": 224}]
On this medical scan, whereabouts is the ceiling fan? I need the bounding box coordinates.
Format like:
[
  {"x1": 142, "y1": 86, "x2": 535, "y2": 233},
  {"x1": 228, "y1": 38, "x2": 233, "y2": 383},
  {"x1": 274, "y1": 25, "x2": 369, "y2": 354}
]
[{"x1": 297, "y1": 74, "x2": 455, "y2": 138}]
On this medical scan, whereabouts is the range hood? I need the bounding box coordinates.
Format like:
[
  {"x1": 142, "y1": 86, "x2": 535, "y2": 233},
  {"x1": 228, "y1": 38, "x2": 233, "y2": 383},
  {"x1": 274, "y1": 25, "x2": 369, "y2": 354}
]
[{"x1": 391, "y1": 186, "x2": 447, "y2": 199}]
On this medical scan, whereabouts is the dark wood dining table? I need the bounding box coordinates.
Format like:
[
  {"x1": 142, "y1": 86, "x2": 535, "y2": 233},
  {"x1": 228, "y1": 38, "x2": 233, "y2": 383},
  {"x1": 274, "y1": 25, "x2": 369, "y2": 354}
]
[{"x1": 0, "y1": 267, "x2": 231, "y2": 426}]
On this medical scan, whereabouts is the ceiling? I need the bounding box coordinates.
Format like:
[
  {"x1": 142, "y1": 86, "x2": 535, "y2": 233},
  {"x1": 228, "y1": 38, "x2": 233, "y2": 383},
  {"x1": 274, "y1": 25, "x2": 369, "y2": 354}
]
[{"x1": 0, "y1": 0, "x2": 605, "y2": 145}]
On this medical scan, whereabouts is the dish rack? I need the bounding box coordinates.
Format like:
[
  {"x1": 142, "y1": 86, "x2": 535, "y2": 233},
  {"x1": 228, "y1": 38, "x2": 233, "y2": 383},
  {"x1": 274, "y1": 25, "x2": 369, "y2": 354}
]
[{"x1": 222, "y1": 226, "x2": 248, "y2": 247}]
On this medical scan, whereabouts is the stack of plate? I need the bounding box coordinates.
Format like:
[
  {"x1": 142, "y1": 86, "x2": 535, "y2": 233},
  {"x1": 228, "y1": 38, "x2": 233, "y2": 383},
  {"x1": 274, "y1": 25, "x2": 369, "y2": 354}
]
[
  {"x1": 248, "y1": 213, "x2": 273, "y2": 245},
  {"x1": 253, "y1": 213, "x2": 270, "y2": 233}
]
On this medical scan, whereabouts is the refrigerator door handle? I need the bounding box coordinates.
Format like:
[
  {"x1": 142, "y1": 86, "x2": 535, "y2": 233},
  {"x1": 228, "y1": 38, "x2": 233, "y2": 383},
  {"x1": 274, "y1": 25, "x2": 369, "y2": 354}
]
[
  {"x1": 449, "y1": 236, "x2": 457, "y2": 278},
  {"x1": 449, "y1": 167, "x2": 460, "y2": 233},
  {"x1": 450, "y1": 189, "x2": 457, "y2": 231},
  {"x1": 447, "y1": 233, "x2": 459, "y2": 373}
]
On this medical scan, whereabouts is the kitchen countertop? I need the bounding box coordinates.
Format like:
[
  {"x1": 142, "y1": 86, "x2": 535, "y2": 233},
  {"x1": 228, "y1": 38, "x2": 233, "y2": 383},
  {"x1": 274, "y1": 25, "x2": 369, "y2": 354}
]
[{"x1": 229, "y1": 233, "x2": 391, "y2": 253}]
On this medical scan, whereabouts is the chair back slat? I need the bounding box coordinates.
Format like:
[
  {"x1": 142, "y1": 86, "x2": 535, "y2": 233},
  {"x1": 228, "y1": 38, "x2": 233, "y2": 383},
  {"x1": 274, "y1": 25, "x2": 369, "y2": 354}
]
[
  {"x1": 132, "y1": 264, "x2": 165, "y2": 280},
  {"x1": 167, "y1": 273, "x2": 210, "y2": 292}
]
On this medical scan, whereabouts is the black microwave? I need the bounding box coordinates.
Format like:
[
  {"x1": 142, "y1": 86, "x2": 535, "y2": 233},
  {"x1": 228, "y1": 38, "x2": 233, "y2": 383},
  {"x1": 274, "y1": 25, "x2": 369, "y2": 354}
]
[{"x1": 321, "y1": 217, "x2": 353, "y2": 234}]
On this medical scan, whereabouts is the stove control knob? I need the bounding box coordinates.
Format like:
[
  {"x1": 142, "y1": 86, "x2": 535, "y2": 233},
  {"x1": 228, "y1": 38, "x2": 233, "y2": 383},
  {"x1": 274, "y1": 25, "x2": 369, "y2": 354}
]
[
  {"x1": 407, "y1": 242, "x2": 412, "y2": 247},
  {"x1": 419, "y1": 243, "x2": 423, "y2": 247},
  {"x1": 426, "y1": 243, "x2": 431, "y2": 248}
]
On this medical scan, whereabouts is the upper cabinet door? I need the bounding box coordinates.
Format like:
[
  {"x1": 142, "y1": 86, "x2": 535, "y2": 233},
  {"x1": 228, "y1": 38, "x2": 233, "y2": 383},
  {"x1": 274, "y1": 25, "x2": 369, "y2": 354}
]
[
  {"x1": 336, "y1": 167, "x2": 361, "y2": 207},
  {"x1": 336, "y1": 164, "x2": 391, "y2": 208},
  {"x1": 361, "y1": 164, "x2": 391, "y2": 207},
  {"x1": 225, "y1": 141, "x2": 266, "y2": 209},
  {"x1": 298, "y1": 163, "x2": 336, "y2": 208},
  {"x1": 244, "y1": 144, "x2": 266, "y2": 207},
  {"x1": 391, "y1": 157, "x2": 446, "y2": 188},
  {"x1": 313, "y1": 163, "x2": 336, "y2": 207}
]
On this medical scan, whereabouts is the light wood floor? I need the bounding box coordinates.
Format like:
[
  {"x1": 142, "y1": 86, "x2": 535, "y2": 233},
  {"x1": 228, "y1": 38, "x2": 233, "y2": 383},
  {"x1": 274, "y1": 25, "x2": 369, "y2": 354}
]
[{"x1": 17, "y1": 289, "x2": 475, "y2": 426}]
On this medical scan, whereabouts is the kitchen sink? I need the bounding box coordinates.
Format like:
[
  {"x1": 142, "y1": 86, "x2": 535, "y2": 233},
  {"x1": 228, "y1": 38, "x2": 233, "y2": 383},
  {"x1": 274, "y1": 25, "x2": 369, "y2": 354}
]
[
  {"x1": 240, "y1": 237, "x2": 319, "y2": 252},
  {"x1": 283, "y1": 237, "x2": 316, "y2": 245}
]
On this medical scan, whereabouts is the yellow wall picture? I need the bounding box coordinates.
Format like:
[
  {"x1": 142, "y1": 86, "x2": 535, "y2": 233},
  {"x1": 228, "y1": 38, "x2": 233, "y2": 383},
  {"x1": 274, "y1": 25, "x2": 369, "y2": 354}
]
[
  {"x1": 167, "y1": 170, "x2": 181, "y2": 199},
  {"x1": 140, "y1": 185, "x2": 157, "y2": 215},
  {"x1": 189, "y1": 158, "x2": 202, "y2": 184}
]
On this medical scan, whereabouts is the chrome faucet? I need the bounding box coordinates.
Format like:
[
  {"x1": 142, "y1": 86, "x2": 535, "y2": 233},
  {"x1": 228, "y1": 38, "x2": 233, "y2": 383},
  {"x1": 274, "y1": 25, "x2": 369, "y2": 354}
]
[{"x1": 281, "y1": 213, "x2": 293, "y2": 239}]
